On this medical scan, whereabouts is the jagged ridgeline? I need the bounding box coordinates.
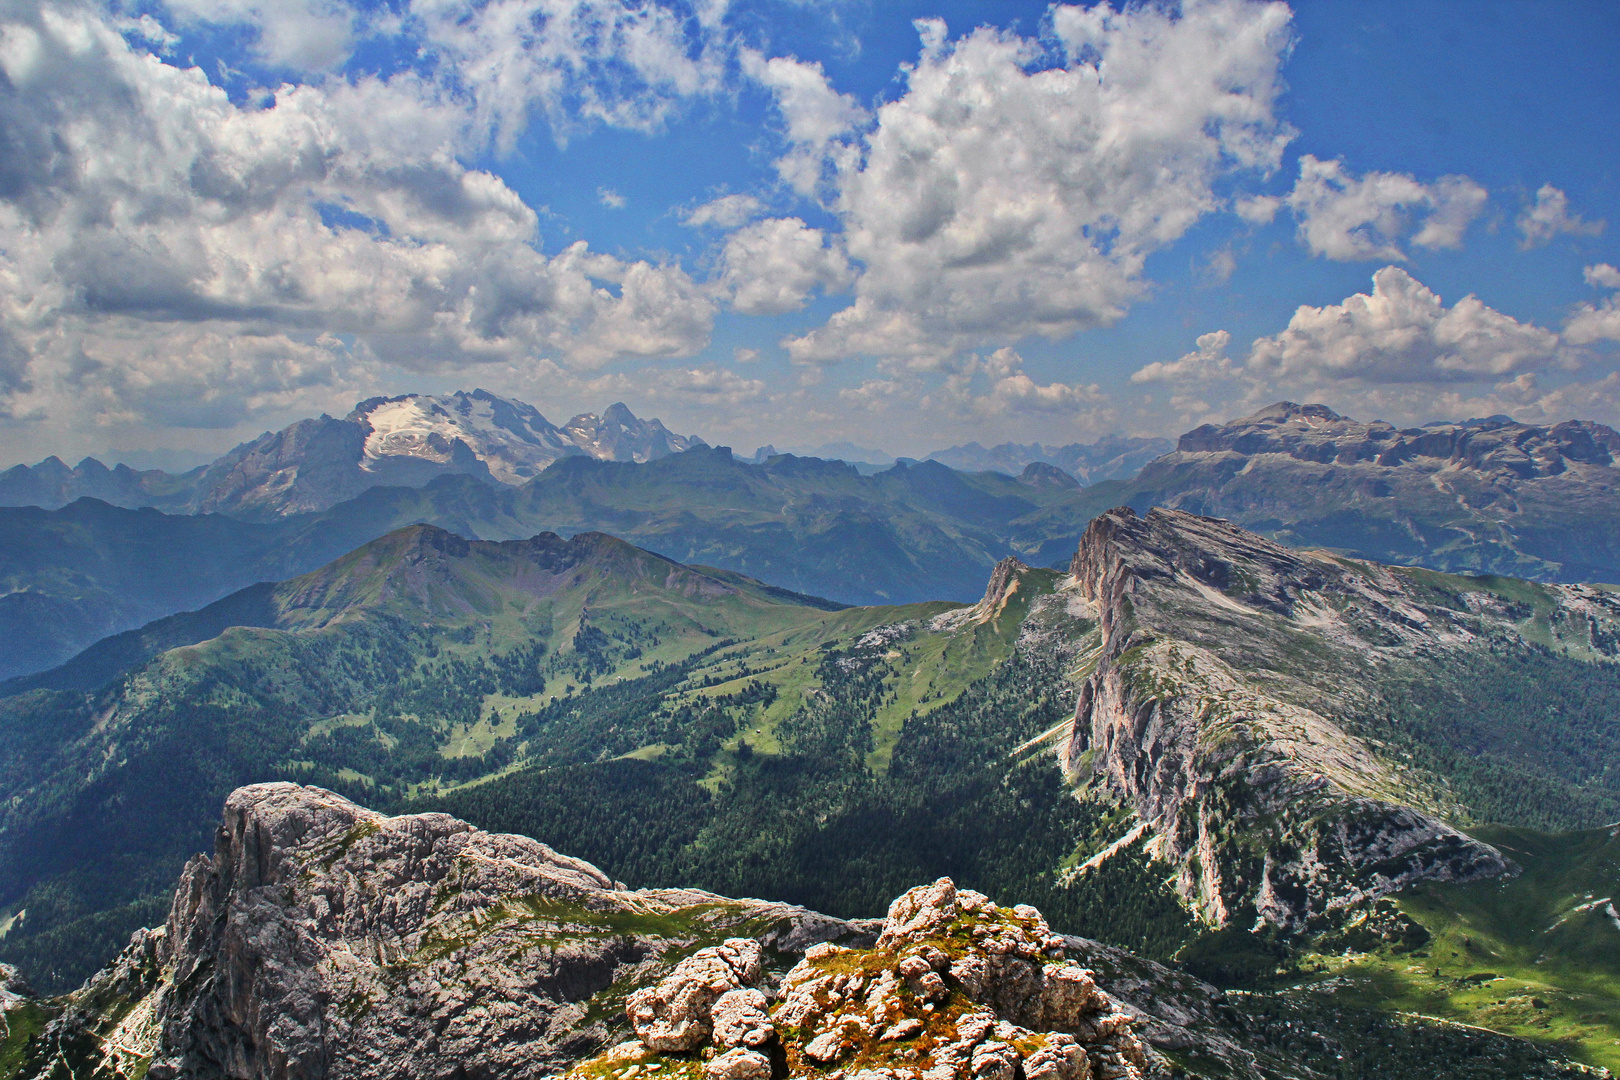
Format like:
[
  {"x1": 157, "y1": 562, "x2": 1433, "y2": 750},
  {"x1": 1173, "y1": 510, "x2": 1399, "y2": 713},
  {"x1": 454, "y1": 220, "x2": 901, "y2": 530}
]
[
  {"x1": 2, "y1": 786, "x2": 1606, "y2": 1080},
  {"x1": 4, "y1": 508, "x2": 1620, "y2": 1070}
]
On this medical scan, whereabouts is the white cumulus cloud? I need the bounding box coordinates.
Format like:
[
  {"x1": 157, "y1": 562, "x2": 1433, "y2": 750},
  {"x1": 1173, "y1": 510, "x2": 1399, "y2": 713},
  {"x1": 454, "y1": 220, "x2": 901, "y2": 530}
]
[
  {"x1": 1248, "y1": 266, "x2": 1563, "y2": 382},
  {"x1": 778, "y1": 0, "x2": 1295, "y2": 364},
  {"x1": 719, "y1": 218, "x2": 853, "y2": 316},
  {"x1": 1132, "y1": 330, "x2": 1234, "y2": 382},
  {"x1": 0, "y1": 3, "x2": 716, "y2": 437},
  {"x1": 682, "y1": 194, "x2": 764, "y2": 229},
  {"x1": 1565, "y1": 264, "x2": 1620, "y2": 345},
  {"x1": 163, "y1": 0, "x2": 363, "y2": 71},
  {"x1": 741, "y1": 49, "x2": 867, "y2": 196},
  {"x1": 407, "y1": 0, "x2": 730, "y2": 150},
  {"x1": 1277, "y1": 155, "x2": 1487, "y2": 261},
  {"x1": 1518, "y1": 184, "x2": 1605, "y2": 249},
  {"x1": 975, "y1": 367, "x2": 1107, "y2": 417}
]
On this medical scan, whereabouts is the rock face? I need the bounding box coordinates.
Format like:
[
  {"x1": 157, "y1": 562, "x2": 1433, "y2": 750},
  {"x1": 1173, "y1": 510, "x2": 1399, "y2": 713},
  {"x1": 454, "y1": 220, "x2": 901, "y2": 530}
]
[
  {"x1": 0, "y1": 963, "x2": 31, "y2": 1009},
  {"x1": 1118, "y1": 401, "x2": 1620, "y2": 583},
  {"x1": 561, "y1": 402, "x2": 704, "y2": 466},
  {"x1": 591, "y1": 878, "x2": 1155, "y2": 1080},
  {"x1": 16, "y1": 783, "x2": 870, "y2": 1080},
  {"x1": 1063, "y1": 506, "x2": 1543, "y2": 928}
]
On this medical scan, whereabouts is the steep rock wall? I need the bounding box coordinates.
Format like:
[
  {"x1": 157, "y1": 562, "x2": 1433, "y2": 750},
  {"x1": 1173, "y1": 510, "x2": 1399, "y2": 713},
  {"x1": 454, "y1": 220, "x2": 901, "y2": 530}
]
[{"x1": 1062, "y1": 507, "x2": 1510, "y2": 930}]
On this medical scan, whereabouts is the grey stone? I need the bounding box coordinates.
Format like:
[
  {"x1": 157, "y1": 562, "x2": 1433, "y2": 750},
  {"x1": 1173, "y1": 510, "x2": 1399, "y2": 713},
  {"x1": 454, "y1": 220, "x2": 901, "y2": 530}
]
[{"x1": 704, "y1": 1048, "x2": 772, "y2": 1080}]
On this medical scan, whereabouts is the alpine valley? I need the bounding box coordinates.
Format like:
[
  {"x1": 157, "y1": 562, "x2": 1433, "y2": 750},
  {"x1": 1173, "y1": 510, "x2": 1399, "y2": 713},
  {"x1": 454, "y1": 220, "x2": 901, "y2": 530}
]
[{"x1": 3, "y1": 449, "x2": 1620, "y2": 1077}]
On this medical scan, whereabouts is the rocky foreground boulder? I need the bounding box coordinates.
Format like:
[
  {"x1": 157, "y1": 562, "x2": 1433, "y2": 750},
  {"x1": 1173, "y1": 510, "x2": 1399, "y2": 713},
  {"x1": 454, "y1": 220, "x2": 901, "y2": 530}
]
[
  {"x1": 5, "y1": 783, "x2": 1607, "y2": 1080},
  {"x1": 576, "y1": 877, "x2": 1154, "y2": 1080}
]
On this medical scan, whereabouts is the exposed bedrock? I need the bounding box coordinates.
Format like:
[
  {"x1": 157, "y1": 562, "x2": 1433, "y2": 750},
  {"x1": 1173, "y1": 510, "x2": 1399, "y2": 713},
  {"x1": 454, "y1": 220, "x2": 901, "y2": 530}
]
[{"x1": 1063, "y1": 506, "x2": 1511, "y2": 930}]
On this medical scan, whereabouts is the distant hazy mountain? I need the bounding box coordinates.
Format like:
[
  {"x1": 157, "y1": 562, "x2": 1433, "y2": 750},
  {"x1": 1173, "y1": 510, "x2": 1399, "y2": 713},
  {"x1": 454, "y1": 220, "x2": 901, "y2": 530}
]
[
  {"x1": 804, "y1": 440, "x2": 897, "y2": 466},
  {"x1": 0, "y1": 455, "x2": 203, "y2": 512},
  {"x1": 0, "y1": 449, "x2": 1100, "y2": 679},
  {"x1": 925, "y1": 434, "x2": 1172, "y2": 482},
  {"x1": 1086, "y1": 401, "x2": 1620, "y2": 582},
  {"x1": 0, "y1": 390, "x2": 706, "y2": 518}
]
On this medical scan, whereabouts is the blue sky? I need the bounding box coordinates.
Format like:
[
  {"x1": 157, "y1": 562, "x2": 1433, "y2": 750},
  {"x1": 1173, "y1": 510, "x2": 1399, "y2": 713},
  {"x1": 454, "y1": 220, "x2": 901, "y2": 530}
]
[{"x1": 0, "y1": 0, "x2": 1616, "y2": 464}]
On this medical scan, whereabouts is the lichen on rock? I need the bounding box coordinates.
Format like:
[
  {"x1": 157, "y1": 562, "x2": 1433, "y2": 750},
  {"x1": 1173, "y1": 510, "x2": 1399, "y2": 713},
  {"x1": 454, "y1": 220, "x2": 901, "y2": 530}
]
[{"x1": 574, "y1": 877, "x2": 1154, "y2": 1080}]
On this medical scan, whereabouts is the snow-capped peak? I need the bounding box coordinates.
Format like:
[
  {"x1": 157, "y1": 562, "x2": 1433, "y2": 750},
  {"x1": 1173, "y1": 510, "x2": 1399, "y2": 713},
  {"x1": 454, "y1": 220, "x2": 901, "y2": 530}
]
[{"x1": 352, "y1": 390, "x2": 703, "y2": 482}]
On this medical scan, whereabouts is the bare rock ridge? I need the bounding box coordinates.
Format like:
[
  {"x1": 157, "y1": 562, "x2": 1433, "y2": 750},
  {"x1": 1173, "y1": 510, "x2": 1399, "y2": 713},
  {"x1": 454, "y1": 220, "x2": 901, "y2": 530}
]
[
  {"x1": 18, "y1": 783, "x2": 871, "y2": 1080},
  {"x1": 14, "y1": 786, "x2": 1299, "y2": 1080},
  {"x1": 1063, "y1": 506, "x2": 1516, "y2": 929},
  {"x1": 1175, "y1": 401, "x2": 1620, "y2": 477}
]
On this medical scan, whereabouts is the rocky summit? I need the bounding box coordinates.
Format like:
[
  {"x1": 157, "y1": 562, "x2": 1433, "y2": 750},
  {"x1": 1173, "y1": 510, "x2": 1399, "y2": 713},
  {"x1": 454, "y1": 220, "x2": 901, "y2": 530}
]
[
  {"x1": 2, "y1": 785, "x2": 1413, "y2": 1080},
  {"x1": 12, "y1": 783, "x2": 870, "y2": 1080},
  {"x1": 582, "y1": 877, "x2": 1154, "y2": 1080}
]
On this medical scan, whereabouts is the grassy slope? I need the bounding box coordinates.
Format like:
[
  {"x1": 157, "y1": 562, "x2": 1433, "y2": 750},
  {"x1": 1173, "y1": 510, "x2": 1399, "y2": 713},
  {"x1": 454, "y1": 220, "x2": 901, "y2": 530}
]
[
  {"x1": 656, "y1": 567, "x2": 1060, "y2": 782},
  {"x1": 1296, "y1": 825, "x2": 1620, "y2": 1072},
  {"x1": 0, "y1": 528, "x2": 852, "y2": 990}
]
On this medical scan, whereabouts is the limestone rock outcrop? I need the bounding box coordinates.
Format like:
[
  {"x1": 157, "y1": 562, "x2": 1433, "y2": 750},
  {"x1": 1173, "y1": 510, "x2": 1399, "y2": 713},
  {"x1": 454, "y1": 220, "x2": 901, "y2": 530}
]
[
  {"x1": 1064, "y1": 506, "x2": 1522, "y2": 929},
  {"x1": 14, "y1": 783, "x2": 871, "y2": 1080},
  {"x1": 588, "y1": 878, "x2": 1155, "y2": 1080},
  {"x1": 626, "y1": 939, "x2": 765, "y2": 1052}
]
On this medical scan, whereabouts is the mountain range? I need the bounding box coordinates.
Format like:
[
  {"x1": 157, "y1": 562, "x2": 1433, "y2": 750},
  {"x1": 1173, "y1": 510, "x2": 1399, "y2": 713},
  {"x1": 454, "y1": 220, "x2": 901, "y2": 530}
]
[
  {"x1": 3, "y1": 503, "x2": 1619, "y2": 1073},
  {"x1": 13, "y1": 398, "x2": 1620, "y2": 686},
  {"x1": 0, "y1": 449, "x2": 1104, "y2": 680},
  {"x1": 1087, "y1": 401, "x2": 1620, "y2": 582},
  {"x1": 0, "y1": 391, "x2": 706, "y2": 519},
  {"x1": 0, "y1": 392, "x2": 1170, "y2": 525}
]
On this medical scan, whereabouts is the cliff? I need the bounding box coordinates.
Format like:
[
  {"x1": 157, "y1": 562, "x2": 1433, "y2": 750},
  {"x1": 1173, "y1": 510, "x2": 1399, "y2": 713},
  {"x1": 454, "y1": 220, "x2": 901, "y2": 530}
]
[{"x1": 1062, "y1": 507, "x2": 1535, "y2": 928}]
